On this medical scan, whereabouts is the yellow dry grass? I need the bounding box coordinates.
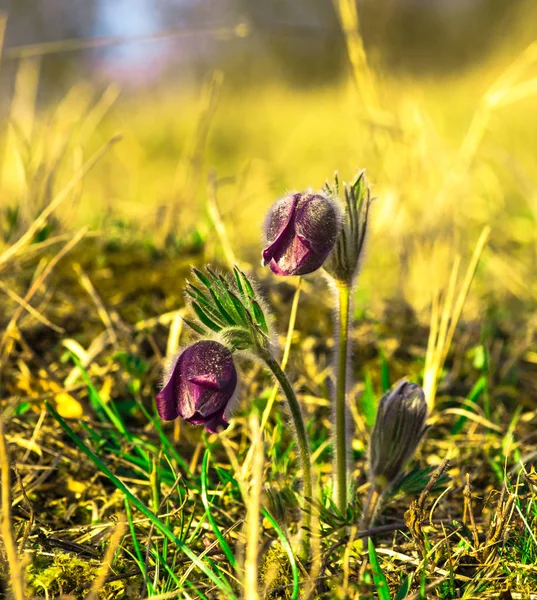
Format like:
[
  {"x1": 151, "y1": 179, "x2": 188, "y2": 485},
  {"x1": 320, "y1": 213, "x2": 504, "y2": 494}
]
[{"x1": 2, "y1": 5, "x2": 537, "y2": 598}]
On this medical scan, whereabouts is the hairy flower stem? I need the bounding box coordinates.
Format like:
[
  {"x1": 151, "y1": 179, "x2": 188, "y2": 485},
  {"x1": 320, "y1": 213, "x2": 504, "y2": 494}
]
[
  {"x1": 335, "y1": 283, "x2": 351, "y2": 514},
  {"x1": 262, "y1": 352, "x2": 313, "y2": 557}
]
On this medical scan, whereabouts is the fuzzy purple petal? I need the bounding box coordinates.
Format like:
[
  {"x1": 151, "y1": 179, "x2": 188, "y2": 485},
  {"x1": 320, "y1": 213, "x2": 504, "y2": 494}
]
[
  {"x1": 262, "y1": 194, "x2": 300, "y2": 265},
  {"x1": 262, "y1": 192, "x2": 341, "y2": 276},
  {"x1": 188, "y1": 373, "x2": 221, "y2": 391},
  {"x1": 267, "y1": 231, "x2": 313, "y2": 276},
  {"x1": 156, "y1": 379, "x2": 180, "y2": 421},
  {"x1": 294, "y1": 194, "x2": 340, "y2": 256},
  {"x1": 156, "y1": 340, "x2": 238, "y2": 433}
]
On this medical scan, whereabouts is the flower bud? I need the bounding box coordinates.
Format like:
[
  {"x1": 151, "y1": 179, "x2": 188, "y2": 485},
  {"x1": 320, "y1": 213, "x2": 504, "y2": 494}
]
[
  {"x1": 368, "y1": 380, "x2": 428, "y2": 490},
  {"x1": 157, "y1": 340, "x2": 238, "y2": 434},
  {"x1": 323, "y1": 171, "x2": 371, "y2": 285},
  {"x1": 262, "y1": 192, "x2": 342, "y2": 276}
]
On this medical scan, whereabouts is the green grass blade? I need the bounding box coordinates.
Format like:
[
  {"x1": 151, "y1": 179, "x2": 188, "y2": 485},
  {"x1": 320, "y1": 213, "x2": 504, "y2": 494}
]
[
  {"x1": 368, "y1": 538, "x2": 391, "y2": 600},
  {"x1": 362, "y1": 371, "x2": 377, "y2": 428},
  {"x1": 136, "y1": 400, "x2": 191, "y2": 476},
  {"x1": 69, "y1": 352, "x2": 122, "y2": 430},
  {"x1": 451, "y1": 375, "x2": 487, "y2": 434},
  {"x1": 380, "y1": 351, "x2": 390, "y2": 394},
  {"x1": 45, "y1": 401, "x2": 237, "y2": 599},
  {"x1": 124, "y1": 497, "x2": 153, "y2": 595},
  {"x1": 201, "y1": 450, "x2": 237, "y2": 569},
  {"x1": 261, "y1": 508, "x2": 299, "y2": 600},
  {"x1": 394, "y1": 575, "x2": 411, "y2": 600},
  {"x1": 70, "y1": 353, "x2": 151, "y2": 466},
  {"x1": 419, "y1": 559, "x2": 427, "y2": 598}
]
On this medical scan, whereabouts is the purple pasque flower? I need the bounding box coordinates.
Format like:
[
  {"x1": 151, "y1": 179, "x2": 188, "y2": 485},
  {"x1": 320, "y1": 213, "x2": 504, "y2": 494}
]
[
  {"x1": 157, "y1": 340, "x2": 238, "y2": 434},
  {"x1": 262, "y1": 192, "x2": 342, "y2": 276}
]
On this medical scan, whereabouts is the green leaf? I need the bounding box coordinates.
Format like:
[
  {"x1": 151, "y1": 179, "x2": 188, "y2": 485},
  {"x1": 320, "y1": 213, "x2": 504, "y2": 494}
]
[
  {"x1": 368, "y1": 538, "x2": 391, "y2": 600},
  {"x1": 182, "y1": 318, "x2": 207, "y2": 336},
  {"x1": 252, "y1": 300, "x2": 269, "y2": 333},
  {"x1": 220, "y1": 327, "x2": 253, "y2": 351},
  {"x1": 192, "y1": 302, "x2": 223, "y2": 332},
  {"x1": 187, "y1": 286, "x2": 227, "y2": 324},
  {"x1": 186, "y1": 283, "x2": 213, "y2": 308},
  {"x1": 233, "y1": 266, "x2": 245, "y2": 297},
  {"x1": 205, "y1": 268, "x2": 246, "y2": 325},
  {"x1": 209, "y1": 287, "x2": 235, "y2": 325},
  {"x1": 192, "y1": 267, "x2": 213, "y2": 290},
  {"x1": 227, "y1": 291, "x2": 249, "y2": 326},
  {"x1": 237, "y1": 268, "x2": 256, "y2": 299}
]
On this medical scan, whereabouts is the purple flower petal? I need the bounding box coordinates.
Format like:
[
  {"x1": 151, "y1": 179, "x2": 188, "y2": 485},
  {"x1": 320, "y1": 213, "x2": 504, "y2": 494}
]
[
  {"x1": 188, "y1": 373, "x2": 221, "y2": 391},
  {"x1": 156, "y1": 380, "x2": 179, "y2": 421},
  {"x1": 262, "y1": 192, "x2": 342, "y2": 276},
  {"x1": 295, "y1": 194, "x2": 340, "y2": 256},
  {"x1": 262, "y1": 194, "x2": 300, "y2": 265},
  {"x1": 156, "y1": 340, "x2": 238, "y2": 433}
]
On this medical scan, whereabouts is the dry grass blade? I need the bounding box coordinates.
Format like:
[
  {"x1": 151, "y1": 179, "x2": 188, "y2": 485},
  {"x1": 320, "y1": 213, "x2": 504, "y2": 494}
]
[
  {"x1": 166, "y1": 310, "x2": 183, "y2": 358},
  {"x1": 85, "y1": 518, "x2": 127, "y2": 600},
  {"x1": 161, "y1": 70, "x2": 223, "y2": 242},
  {"x1": 0, "y1": 13, "x2": 6, "y2": 66},
  {"x1": 332, "y1": 0, "x2": 378, "y2": 112},
  {"x1": 134, "y1": 308, "x2": 187, "y2": 332},
  {"x1": 73, "y1": 262, "x2": 118, "y2": 346},
  {"x1": 432, "y1": 408, "x2": 503, "y2": 432},
  {"x1": 454, "y1": 41, "x2": 537, "y2": 179},
  {"x1": 404, "y1": 458, "x2": 450, "y2": 558},
  {"x1": 12, "y1": 463, "x2": 34, "y2": 555},
  {"x1": 4, "y1": 25, "x2": 250, "y2": 60},
  {"x1": 463, "y1": 473, "x2": 480, "y2": 551},
  {"x1": 0, "y1": 226, "x2": 89, "y2": 366},
  {"x1": 0, "y1": 280, "x2": 65, "y2": 333},
  {"x1": 0, "y1": 415, "x2": 26, "y2": 600},
  {"x1": 207, "y1": 171, "x2": 237, "y2": 268},
  {"x1": 244, "y1": 414, "x2": 264, "y2": 600},
  {"x1": 423, "y1": 226, "x2": 490, "y2": 408},
  {"x1": 0, "y1": 135, "x2": 120, "y2": 271}
]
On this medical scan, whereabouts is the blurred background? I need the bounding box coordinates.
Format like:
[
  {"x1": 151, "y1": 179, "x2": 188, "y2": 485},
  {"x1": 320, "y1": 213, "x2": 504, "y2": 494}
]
[{"x1": 2, "y1": 0, "x2": 537, "y2": 321}]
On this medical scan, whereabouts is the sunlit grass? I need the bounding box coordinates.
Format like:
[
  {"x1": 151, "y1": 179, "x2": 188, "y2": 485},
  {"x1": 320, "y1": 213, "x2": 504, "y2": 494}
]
[{"x1": 2, "y1": 8, "x2": 537, "y2": 598}]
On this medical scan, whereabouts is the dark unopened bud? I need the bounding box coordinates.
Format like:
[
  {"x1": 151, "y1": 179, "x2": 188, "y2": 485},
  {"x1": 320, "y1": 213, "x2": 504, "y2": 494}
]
[
  {"x1": 157, "y1": 340, "x2": 238, "y2": 434},
  {"x1": 262, "y1": 192, "x2": 342, "y2": 276},
  {"x1": 368, "y1": 380, "x2": 428, "y2": 489}
]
